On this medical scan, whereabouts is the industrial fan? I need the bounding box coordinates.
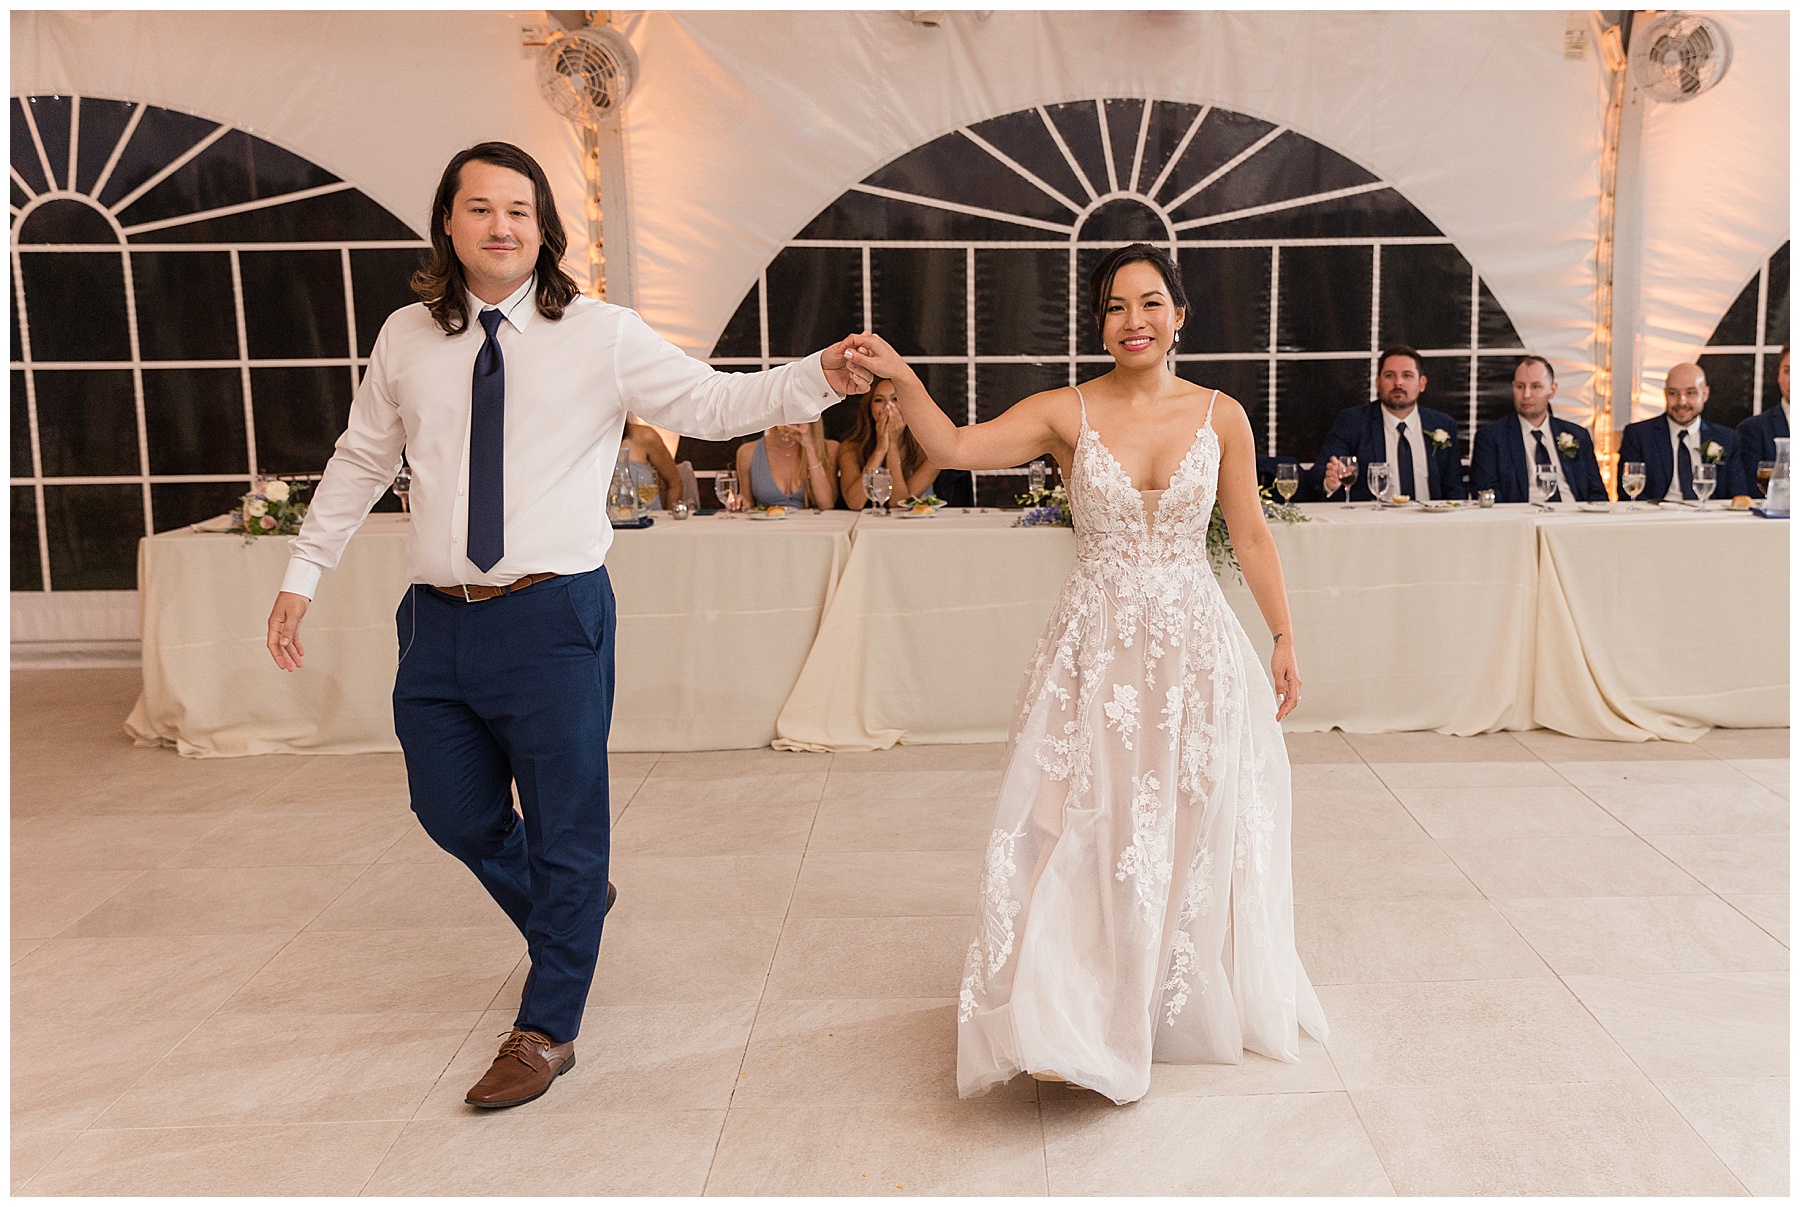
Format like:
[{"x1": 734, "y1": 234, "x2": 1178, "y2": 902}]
[
  {"x1": 1629, "y1": 11, "x2": 1733, "y2": 104},
  {"x1": 536, "y1": 22, "x2": 639, "y2": 124}
]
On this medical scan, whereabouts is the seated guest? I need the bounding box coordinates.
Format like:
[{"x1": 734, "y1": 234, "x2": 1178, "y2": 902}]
[
  {"x1": 837, "y1": 376, "x2": 939, "y2": 507},
  {"x1": 932, "y1": 468, "x2": 975, "y2": 508},
  {"x1": 622, "y1": 417, "x2": 683, "y2": 509},
  {"x1": 1733, "y1": 344, "x2": 1789, "y2": 498},
  {"x1": 1617, "y1": 362, "x2": 1743, "y2": 502},
  {"x1": 1304, "y1": 345, "x2": 1468, "y2": 501},
  {"x1": 733, "y1": 420, "x2": 838, "y2": 510},
  {"x1": 1470, "y1": 355, "x2": 1608, "y2": 502}
]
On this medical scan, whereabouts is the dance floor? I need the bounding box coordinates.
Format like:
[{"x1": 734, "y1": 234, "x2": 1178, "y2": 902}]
[{"x1": 11, "y1": 669, "x2": 1789, "y2": 1195}]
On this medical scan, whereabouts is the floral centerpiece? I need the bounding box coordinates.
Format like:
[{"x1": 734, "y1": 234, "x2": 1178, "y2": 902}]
[
  {"x1": 1016, "y1": 482, "x2": 1306, "y2": 579},
  {"x1": 234, "y1": 478, "x2": 311, "y2": 544}
]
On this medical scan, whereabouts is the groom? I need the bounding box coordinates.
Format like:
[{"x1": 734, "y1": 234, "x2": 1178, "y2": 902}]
[{"x1": 265, "y1": 142, "x2": 868, "y2": 1108}]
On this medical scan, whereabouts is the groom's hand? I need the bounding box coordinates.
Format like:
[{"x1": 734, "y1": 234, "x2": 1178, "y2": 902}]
[
  {"x1": 267, "y1": 591, "x2": 309, "y2": 671},
  {"x1": 822, "y1": 332, "x2": 875, "y2": 397}
]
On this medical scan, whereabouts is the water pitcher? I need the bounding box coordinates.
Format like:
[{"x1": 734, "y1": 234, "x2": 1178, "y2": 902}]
[{"x1": 1765, "y1": 436, "x2": 1790, "y2": 517}]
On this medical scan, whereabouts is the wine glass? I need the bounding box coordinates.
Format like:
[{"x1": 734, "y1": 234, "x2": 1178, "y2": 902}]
[
  {"x1": 391, "y1": 463, "x2": 412, "y2": 514},
  {"x1": 1365, "y1": 461, "x2": 1391, "y2": 505},
  {"x1": 1693, "y1": 463, "x2": 1716, "y2": 510},
  {"x1": 636, "y1": 482, "x2": 659, "y2": 512},
  {"x1": 1621, "y1": 461, "x2": 1645, "y2": 508},
  {"x1": 1335, "y1": 454, "x2": 1359, "y2": 504},
  {"x1": 1758, "y1": 460, "x2": 1776, "y2": 495},
  {"x1": 870, "y1": 467, "x2": 893, "y2": 511},
  {"x1": 1275, "y1": 463, "x2": 1299, "y2": 503},
  {"x1": 715, "y1": 470, "x2": 739, "y2": 514}
]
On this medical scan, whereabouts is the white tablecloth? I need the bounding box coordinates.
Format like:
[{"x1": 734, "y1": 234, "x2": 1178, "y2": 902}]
[{"x1": 126, "y1": 511, "x2": 854, "y2": 757}]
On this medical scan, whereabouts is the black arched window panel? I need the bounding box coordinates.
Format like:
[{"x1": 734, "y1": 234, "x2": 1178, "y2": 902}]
[
  {"x1": 10, "y1": 95, "x2": 428, "y2": 591},
  {"x1": 704, "y1": 98, "x2": 1527, "y2": 501},
  {"x1": 1697, "y1": 241, "x2": 1789, "y2": 431}
]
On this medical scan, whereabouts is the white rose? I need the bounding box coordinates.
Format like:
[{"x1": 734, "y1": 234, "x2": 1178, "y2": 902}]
[
  {"x1": 1433, "y1": 428, "x2": 1449, "y2": 443},
  {"x1": 246, "y1": 499, "x2": 268, "y2": 517},
  {"x1": 263, "y1": 480, "x2": 291, "y2": 503}
]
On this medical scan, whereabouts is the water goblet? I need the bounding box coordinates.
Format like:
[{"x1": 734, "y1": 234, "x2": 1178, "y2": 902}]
[
  {"x1": 1621, "y1": 461, "x2": 1645, "y2": 508},
  {"x1": 1365, "y1": 461, "x2": 1391, "y2": 506},
  {"x1": 870, "y1": 467, "x2": 893, "y2": 511},
  {"x1": 1275, "y1": 462, "x2": 1299, "y2": 503},
  {"x1": 1758, "y1": 460, "x2": 1776, "y2": 495},
  {"x1": 715, "y1": 470, "x2": 739, "y2": 514},
  {"x1": 1693, "y1": 463, "x2": 1716, "y2": 510},
  {"x1": 391, "y1": 464, "x2": 412, "y2": 513},
  {"x1": 1534, "y1": 466, "x2": 1559, "y2": 509}
]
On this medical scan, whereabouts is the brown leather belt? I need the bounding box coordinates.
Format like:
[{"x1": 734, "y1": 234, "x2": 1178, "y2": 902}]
[{"x1": 430, "y1": 572, "x2": 559, "y2": 602}]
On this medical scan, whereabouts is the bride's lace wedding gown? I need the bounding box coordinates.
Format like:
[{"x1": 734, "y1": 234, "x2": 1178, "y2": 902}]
[{"x1": 956, "y1": 387, "x2": 1328, "y2": 1105}]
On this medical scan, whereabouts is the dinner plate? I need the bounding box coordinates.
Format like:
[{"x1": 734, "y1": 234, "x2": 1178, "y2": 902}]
[
  {"x1": 749, "y1": 512, "x2": 789, "y2": 521},
  {"x1": 895, "y1": 509, "x2": 938, "y2": 519},
  {"x1": 1414, "y1": 501, "x2": 1462, "y2": 512}
]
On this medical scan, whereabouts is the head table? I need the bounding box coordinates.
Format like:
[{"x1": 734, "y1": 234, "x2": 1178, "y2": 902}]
[{"x1": 125, "y1": 503, "x2": 1786, "y2": 757}]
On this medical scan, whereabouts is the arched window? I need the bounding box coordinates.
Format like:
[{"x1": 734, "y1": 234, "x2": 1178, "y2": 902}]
[
  {"x1": 701, "y1": 98, "x2": 1526, "y2": 500},
  {"x1": 10, "y1": 95, "x2": 428, "y2": 591},
  {"x1": 1697, "y1": 241, "x2": 1789, "y2": 429}
]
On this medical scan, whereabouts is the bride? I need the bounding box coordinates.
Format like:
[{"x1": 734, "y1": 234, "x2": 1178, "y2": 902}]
[{"x1": 845, "y1": 243, "x2": 1327, "y2": 1105}]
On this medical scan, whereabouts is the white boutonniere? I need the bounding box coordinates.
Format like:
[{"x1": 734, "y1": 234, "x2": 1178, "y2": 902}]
[
  {"x1": 1427, "y1": 428, "x2": 1452, "y2": 452},
  {"x1": 1555, "y1": 431, "x2": 1579, "y2": 459},
  {"x1": 1701, "y1": 440, "x2": 1725, "y2": 465}
]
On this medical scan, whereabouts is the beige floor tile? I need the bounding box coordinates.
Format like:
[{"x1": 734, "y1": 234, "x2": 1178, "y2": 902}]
[
  {"x1": 11, "y1": 812, "x2": 215, "y2": 869},
  {"x1": 12, "y1": 933, "x2": 290, "y2": 1025},
  {"x1": 1578, "y1": 782, "x2": 1789, "y2": 836},
  {"x1": 1292, "y1": 836, "x2": 1481, "y2": 902},
  {"x1": 364, "y1": 1111, "x2": 723, "y2": 1195},
  {"x1": 1653, "y1": 1076, "x2": 1789, "y2": 1196},
  {"x1": 8, "y1": 771, "x2": 134, "y2": 816},
  {"x1": 606, "y1": 750, "x2": 660, "y2": 776},
  {"x1": 1317, "y1": 978, "x2": 1639, "y2": 1089},
  {"x1": 166, "y1": 810, "x2": 413, "y2": 867},
  {"x1": 651, "y1": 746, "x2": 831, "y2": 779},
  {"x1": 1724, "y1": 894, "x2": 1789, "y2": 946},
  {"x1": 586, "y1": 914, "x2": 782, "y2": 1005},
  {"x1": 1370, "y1": 760, "x2": 1567, "y2": 788},
  {"x1": 631, "y1": 769, "x2": 828, "y2": 807},
  {"x1": 415, "y1": 1001, "x2": 756, "y2": 1115},
  {"x1": 1437, "y1": 833, "x2": 1709, "y2": 898},
  {"x1": 306, "y1": 861, "x2": 517, "y2": 932},
  {"x1": 1352, "y1": 1080, "x2": 1744, "y2": 1195},
  {"x1": 1290, "y1": 761, "x2": 1385, "y2": 791},
  {"x1": 790, "y1": 849, "x2": 984, "y2": 918},
  {"x1": 1556, "y1": 759, "x2": 1757, "y2": 786},
  {"x1": 822, "y1": 768, "x2": 1006, "y2": 804},
  {"x1": 252, "y1": 780, "x2": 415, "y2": 816},
  {"x1": 1643, "y1": 834, "x2": 1789, "y2": 895},
  {"x1": 374, "y1": 823, "x2": 461, "y2": 864},
  {"x1": 1041, "y1": 1091, "x2": 1392, "y2": 1195},
  {"x1": 1342, "y1": 730, "x2": 1536, "y2": 763},
  {"x1": 11, "y1": 864, "x2": 143, "y2": 938},
  {"x1": 273, "y1": 751, "x2": 410, "y2": 794},
  {"x1": 807, "y1": 795, "x2": 995, "y2": 852},
  {"x1": 1393, "y1": 785, "x2": 1630, "y2": 840},
  {"x1": 830, "y1": 742, "x2": 1009, "y2": 771},
  {"x1": 23, "y1": 1121, "x2": 404, "y2": 1196},
  {"x1": 766, "y1": 916, "x2": 971, "y2": 999},
  {"x1": 1291, "y1": 788, "x2": 1428, "y2": 848},
  {"x1": 1281, "y1": 729, "x2": 1363, "y2": 763},
  {"x1": 11, "y1": 1131, "x2": 80, "y2": 1194},
  {"x1": 1138, "y1": 1036, "x2": 1343, "y2": 1098},
  {"x1": 1695, "y1": 728, "x2": 1791, "y2": 760},
  {"x1": 218, "y1": 928, "x2": 523, "y2": 1016},
  {"x1": 1295, "y1": 898, "x2": 1551, "y2": 985},
  {"x1": 1515, "y1": 729, "x2": 1716, "y2": 762},
  {"x1": 1496, "y1": 896, "x2": 1789, "y2": 976},
  {"x1": 733, "y1": 997, "x2": 1031, "y2": 1106},
  {"x1": 64, "y1": 864, "x2": 363, "y2": 937},
  {"x1": 1563, "y1": 971, "x2": 1788, "y2": 1080},
  {"x1": 606, "y1": 853, "x2": 800, "y2": 919},
  {"x1": 12, "y1": 1018, "x2": 200, "y2": 1132},
  {"x1": 1727, "y1": 758, "x2": 1789, "y2": 798},
  {"x1": 13, "y1": 936, "x2": 47, "y2": 963},
  {"x1": 94, "y1": 1011, "x2": 481, "y2": 1127},
  {"x1": 706, "y1": 1100, "x2": 1047, "y2": 1195},
  {"x1": 610, "y1": 794, "x2": 820, "y2": 856}
]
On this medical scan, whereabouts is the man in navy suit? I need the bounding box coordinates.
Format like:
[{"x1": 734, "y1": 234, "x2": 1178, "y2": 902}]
[
  {"x1": 1617, "y1": 362, "x2": 1743, "y2": 502},
  {"x1": 1469, "y1": 355, "x2": 1608, "y2": 502},
  {"x1": 1306, "y1": 346, "x2": 1467, "y2": 501},
  {"x1": 1733, "y1": 344, "x2": 1788, "y2": 498}
]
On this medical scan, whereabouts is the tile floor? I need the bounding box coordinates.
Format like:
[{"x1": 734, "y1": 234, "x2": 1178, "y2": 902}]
[{"x1": 10, "y1": 669, "x2": 1789, "y2": 1196}]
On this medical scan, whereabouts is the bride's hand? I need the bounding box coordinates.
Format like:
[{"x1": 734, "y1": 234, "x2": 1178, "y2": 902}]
[
  {"x1": 843, "y1": 332, "x2": 912, "y2": 384},
  {"x1": 1271, "y1": 638, "x2": 1301, "y2": 722}
]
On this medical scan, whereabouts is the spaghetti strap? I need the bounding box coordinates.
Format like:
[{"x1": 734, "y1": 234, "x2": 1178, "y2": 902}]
[
  {"x1": 1203, "y1": 388, "x2": 1219, "y2": 428},
  {"x1": 1072, "y1": 384, "x2": 1089, "y2": 431}
]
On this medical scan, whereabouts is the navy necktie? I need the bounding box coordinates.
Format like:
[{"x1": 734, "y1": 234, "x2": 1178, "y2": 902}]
[
  {"x1": 467, "y1": 308, "x2": 506, "y2": 572},
  {"x1": 1532, "y1": 430, "x2": 1561, "y2": 501},
  {"x1": 1396, "y1": 420, "x2": 1416, "y2": 498},
  {"x1": 1676, "y1": 429, "x2": 1695, "y2": 500}
]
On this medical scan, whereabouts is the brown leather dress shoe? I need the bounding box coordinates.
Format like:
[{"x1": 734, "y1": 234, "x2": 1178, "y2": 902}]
[{"x1": 464, "y1": 1028, "x2": 576, "y2": 1108}]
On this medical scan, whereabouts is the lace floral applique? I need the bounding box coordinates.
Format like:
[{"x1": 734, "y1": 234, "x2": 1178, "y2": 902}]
[
  {"x1": 1114, "y1": 771, "x2": 1172, "y2": 932},
  {"x1": 1103, "y1": 684, "x2": 1141, "y2": 749},
  {"x1": 1161, "y1": 845, "x2": 1214, "y2": 1024},
  {"x1": 959, "y1": 825, "x2": 1025, "y2": 1021}
]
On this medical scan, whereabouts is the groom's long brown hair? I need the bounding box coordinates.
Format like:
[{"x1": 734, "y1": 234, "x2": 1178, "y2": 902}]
[{"x1": 410, "y1": 142, "x2": 582, "y2": 336}]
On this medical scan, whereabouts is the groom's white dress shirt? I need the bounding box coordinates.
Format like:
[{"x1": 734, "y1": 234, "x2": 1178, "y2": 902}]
[{"x1": 282, "y1": 277, "x2": 840, "y2": 598}]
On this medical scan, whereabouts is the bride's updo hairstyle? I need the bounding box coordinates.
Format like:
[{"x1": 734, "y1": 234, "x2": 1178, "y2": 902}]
[{"x1": 1087, "y1": 242, "x2": 1188, "y2": 333}]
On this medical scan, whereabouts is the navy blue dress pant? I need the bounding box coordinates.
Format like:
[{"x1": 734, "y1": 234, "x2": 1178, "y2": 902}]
[{"x1": 392, "y1": 567, "x2": 616, "y2": 1045}]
